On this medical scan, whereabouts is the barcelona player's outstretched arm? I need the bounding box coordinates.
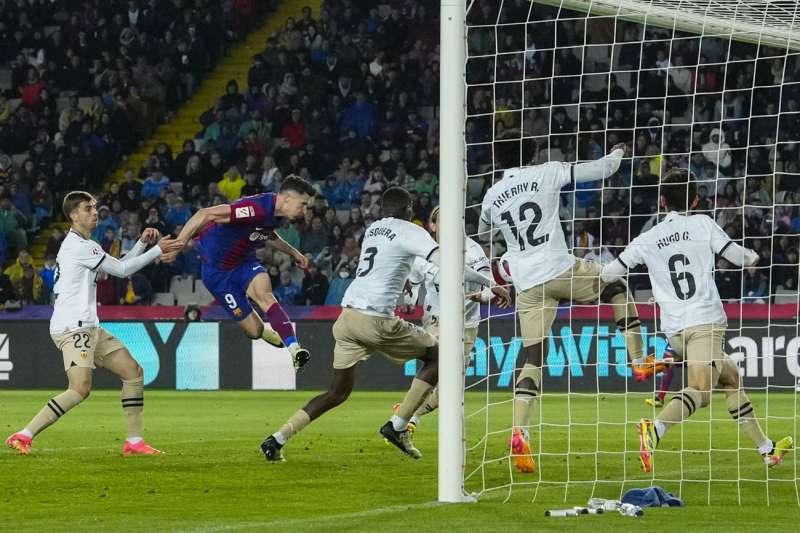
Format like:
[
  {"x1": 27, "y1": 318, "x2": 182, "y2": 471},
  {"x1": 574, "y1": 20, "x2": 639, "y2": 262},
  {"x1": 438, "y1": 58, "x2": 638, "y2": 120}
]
[{"x1": 163, "y1": 204, "x2": 233, "y2": 261}]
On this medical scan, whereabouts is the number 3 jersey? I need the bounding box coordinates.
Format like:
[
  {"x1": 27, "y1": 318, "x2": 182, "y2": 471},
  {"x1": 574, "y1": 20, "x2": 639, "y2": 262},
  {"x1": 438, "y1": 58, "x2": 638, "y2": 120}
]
[
  {"x1": 480, "y1": 162, "x2": 574, "y2": 292},
  {"x1": 341, "y1": 217, "x2": 439, "y2": 317},
  {"x1": 618, "y1": 212, "x2": 730, "y2": 337}
]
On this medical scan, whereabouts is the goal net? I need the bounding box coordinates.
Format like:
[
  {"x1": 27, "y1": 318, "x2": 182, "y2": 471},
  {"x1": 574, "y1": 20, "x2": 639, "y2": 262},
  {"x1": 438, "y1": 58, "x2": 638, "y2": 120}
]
[{"x1": 460, "y1": 0, "x2": 800, "y2": 505}]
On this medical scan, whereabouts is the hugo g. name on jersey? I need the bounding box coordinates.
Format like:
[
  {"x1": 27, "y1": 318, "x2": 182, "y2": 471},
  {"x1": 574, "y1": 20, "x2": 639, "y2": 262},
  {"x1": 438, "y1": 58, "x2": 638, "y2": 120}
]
[
  {"x1": 409, "y1": 238, "x2": 491, "y2": 328},
  {"x1": 618, "y1": 212, "x2": 730, "y2": 337},
  {"x1": 50, "y1": 230, "x2": 106, "y2": 333},
  {"x1": 341, "y1": 218, "x2": 439, "y2": 316},
  {"x1": 480, "y1": 161, "x2": 575, "y2": 292}
]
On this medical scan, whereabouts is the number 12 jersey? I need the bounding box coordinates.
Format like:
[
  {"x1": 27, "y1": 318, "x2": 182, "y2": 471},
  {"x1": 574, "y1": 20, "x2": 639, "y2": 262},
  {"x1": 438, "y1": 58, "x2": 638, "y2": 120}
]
[
  {"x1": 480, "y1": 162, "x2": 574, "y2": 292},
  {"x1": 618, "y1": 212, "x2": 730, "y2": 337}
]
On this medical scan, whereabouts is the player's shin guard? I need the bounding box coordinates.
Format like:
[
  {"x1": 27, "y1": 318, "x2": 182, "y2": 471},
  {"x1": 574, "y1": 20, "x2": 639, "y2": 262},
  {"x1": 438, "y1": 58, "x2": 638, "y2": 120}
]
[
  {"x1": 275, "y1": 409, "x2": 311, "y2": 443},
  {"x1": 25, "y1": 389, "x2": 85, "y2": 437},
  {"x1": 654, "y1": 387, "x2": 704, "y2": 440},
  {"x1": 513, "y1": 364, "x2": 541, "y2": 429},
  {"x1": 726, "y1": 389, "x2": 770, "y2": 451},
  {"x1": 264, "y1": 302, "x2": 298, "y2": 347},
  {"x1": 121, "y1": 376, "x2": 144, "y2": 440},
  {"x1": 393, "y1": 378, "x2": 434, "y2": 430}
]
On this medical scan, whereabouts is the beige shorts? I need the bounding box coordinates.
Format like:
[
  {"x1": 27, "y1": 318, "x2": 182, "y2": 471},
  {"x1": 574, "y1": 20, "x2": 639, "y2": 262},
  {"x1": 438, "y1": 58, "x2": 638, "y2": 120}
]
[
  {"x1": 51, "y1": 327, "x2": 125, "y2": 372},
  {"x1": 332, "y1": 308, "x2": 438, "y2": 370},
  {"x1": 425, "y1": 318, "x2": 479, "y2": 365},
  {"x1": 668, "y1": 323, "x2": 726, "y2": 367},
  {"x1": 516, "y1": 259, "x2": 613, "y2": 347}
]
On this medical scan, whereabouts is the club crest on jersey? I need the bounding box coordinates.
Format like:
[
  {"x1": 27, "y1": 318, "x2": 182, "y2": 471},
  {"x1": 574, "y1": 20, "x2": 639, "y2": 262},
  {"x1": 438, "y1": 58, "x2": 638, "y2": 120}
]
[
  {"x1": 233, "y1": 308, "x2": 243, "y2": 317},
  {"x1": 80, "y1": 350, "x2": 88, "y2": 360},
  {"x1": 235, "y1": 206, "x2": 255, "y2": 219},
  {"x1": 91, "y1": 248, "x2": 102, "y2": 255}
]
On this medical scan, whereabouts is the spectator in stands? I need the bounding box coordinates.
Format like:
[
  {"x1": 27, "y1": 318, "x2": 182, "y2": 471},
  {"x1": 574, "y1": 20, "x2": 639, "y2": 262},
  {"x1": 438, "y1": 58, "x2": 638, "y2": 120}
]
[
  {"x1": 141, "y1": 167, "x2": 171, "y2": 199},
  {"x1": 218, "y1": 165, "x2": 245, "y2": 201},
  {"x1": 30, "y1": 177, "x2": 53, "y2": 229},
  {"x1": 143, "y1": 206, "x2": 168, "y2": 237},
  {"x1": 165, "y1": 196, "x2": 192, "y2": 232},
  {"x1": 119, "y1": 273, "x2": 154, "y2": 305},
  {"x1": 0, "y1": 197, "x2": 28, "y2": 252},
  {"x1": 300, "y1": 216, "x2": 328, "y2": 256},
  {"x1": 4, "y1": 249, "x2": 33, "y2": 286},
  {"x1": 325, "y1": 266, "x2": 353, "y2": 305},
  {"x1": 39, "y1": 254, "x2": 57, "y2": 303},
  {"x1": 742, "y1": 266, "x2": 769, "y2": 304},
  {"x1": 299, "y1": 262, "x2": 329, "y2": 305},
  {"x1": 274, "y1": 270, "x2": 300, "y2": 306},
  {"x1": 14, "y1": 264, "x2": 42, "y2": 304}
]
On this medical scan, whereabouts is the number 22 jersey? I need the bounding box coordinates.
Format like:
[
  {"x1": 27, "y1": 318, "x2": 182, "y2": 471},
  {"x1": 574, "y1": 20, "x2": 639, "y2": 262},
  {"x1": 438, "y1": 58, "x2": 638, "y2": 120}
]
[
  {"x1": 341, "y1": 217, "x2": 439, "y2": 317},
  {"x1": 618, "y1": 212, "x2": 730, "y2": 337},
  {"x1": 480, "y1": 161, "x2": 574, "y2": 292}
]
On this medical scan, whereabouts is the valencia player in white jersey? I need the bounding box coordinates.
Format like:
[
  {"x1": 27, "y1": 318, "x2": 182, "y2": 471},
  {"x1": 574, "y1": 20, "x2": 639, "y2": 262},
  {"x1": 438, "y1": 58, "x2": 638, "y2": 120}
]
[
  {"x1": 392, "y1": 206, "x2": 511, "y2": 433},
  {"x1": 601, "y1": 169, "x2": 792, "y2": 472},
  {"x1": 6, "y1": 191, "x2": 181, "y2": 456},
  {"x1": 261, "y1": 188, "x2": 497, "y2": 462},
  {"x1": 478, "y1": 145, "x2": 661, "y2": 473}
]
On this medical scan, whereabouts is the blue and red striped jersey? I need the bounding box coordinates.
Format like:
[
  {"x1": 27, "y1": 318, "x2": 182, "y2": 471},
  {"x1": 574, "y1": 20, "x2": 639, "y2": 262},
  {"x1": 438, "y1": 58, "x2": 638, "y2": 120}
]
[{"x1": 196, "y1": 193, "x2": 283, "y2": 270}]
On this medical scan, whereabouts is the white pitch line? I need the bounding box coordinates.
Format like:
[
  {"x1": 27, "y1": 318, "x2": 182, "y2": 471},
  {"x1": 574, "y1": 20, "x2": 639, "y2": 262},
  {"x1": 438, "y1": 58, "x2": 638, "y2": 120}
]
[{"x1": 175, "y1": 501, "x2": 442, "y2": 533}]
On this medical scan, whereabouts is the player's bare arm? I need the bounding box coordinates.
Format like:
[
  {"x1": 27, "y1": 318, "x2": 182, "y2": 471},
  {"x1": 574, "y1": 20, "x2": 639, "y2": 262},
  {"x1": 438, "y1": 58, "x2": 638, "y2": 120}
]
[{"x1": 266, "y1": 231, "x2": 309, "y2": 269}]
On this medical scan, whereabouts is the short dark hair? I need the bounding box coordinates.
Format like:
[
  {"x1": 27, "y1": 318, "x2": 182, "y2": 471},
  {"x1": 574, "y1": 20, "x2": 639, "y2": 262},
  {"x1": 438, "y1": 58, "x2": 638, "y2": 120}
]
[
  {"x1": 381, "y1": 187, "x2": 411, "y2": 218},
  {"x1": 660, "y1": 168, "x2": 697, "y2": 211},
  {"x1": 279, "y1": 174, "x2": 315, "y2": 197},
  {"x1": 62, "y1": 190, "x2": 95, "y2": 218}
]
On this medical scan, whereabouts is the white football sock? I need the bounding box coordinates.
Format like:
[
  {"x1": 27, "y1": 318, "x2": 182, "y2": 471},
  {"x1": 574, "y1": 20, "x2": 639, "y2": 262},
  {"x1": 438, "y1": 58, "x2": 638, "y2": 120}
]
[{"x1": 391, "y1": 414, "x2": 408, "y2": 432}]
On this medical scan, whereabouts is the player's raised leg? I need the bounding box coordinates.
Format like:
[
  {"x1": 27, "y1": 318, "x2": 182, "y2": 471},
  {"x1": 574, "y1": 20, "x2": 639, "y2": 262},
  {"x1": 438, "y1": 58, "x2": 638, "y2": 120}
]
[
  {"x1": 246, "y1": 272, "x2": 310, "y2": 369},
  {"x1": 100, "y1": 342, "x2": 162, "y2": 456},
  {"x1": 6, "y1": 366, "x2": 90, "y2": 455},
  {"x1": 717, "y1": 355, "x2": 793, "y2": 467}
]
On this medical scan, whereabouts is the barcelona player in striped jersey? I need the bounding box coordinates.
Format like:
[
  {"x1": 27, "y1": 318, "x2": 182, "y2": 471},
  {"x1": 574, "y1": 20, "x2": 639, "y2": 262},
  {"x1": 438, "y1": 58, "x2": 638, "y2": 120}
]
[{"x1": 165, "y1": 175, "x2": 315, "y2": 369}]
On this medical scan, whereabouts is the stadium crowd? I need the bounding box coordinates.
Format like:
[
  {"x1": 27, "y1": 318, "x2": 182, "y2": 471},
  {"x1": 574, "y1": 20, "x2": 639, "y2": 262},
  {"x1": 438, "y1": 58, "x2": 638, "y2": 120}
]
[{"x1": 0, "y1": 0, "x2": 798, "y2": 307}]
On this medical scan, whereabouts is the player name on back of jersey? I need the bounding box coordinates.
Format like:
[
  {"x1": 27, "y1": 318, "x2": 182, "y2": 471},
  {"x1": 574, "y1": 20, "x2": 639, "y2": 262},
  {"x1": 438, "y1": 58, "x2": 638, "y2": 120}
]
[
  {"x1": 366, "y1": 226, "x2": 397, "y2": 241},
  {"x1": 491, "y1": 179, "x2": 540, "y2": 209},
  {"x1": 656, "y1": 231, "x2": 691, "y2": 250}
]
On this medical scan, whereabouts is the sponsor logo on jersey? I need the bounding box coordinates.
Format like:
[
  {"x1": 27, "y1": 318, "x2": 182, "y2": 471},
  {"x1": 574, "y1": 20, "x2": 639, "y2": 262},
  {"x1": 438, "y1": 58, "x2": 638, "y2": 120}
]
[
  {"x1": 249, "y1": 231, "x2": 271, "y2": 242},
  {"x1": 235, "y1": 206, "x2": 255, "y2": 219}
]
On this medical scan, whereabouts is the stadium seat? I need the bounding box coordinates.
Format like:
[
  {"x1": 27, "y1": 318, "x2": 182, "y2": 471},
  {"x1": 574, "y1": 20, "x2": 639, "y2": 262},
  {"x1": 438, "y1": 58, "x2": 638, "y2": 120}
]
[
  {"x1": 634, "y1": 289, "x2": 654, "y2": 303},
  {"x1": 152, "y1": 293, "x2": 176, "y2": 306},
  {"x1": 169, "y1": 275, "x2": 195, "y2": 296},
  {"x1": 774, "y1": 290, "x2": 798, "y2": 305},
  {"x1": 192, "y1": 284, "x2": 216, "y2": 306}
]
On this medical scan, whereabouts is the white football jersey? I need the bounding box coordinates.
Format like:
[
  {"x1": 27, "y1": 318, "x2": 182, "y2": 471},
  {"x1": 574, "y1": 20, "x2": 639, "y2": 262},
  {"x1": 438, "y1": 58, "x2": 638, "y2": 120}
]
[
  {"x1": 480, "y1": 161, "x2": 575, "y2": 292},
  {"x1": 408, "y1": 237, "x2": 490, "y2": 329},
  {"x1": 341, "y1": 217, "x2": 439, "y2": 316},
  {"x1": 618, "y1": 212, "x2": 729, "y2": 337},
  {"x1": 50, "y1": 230, "x2": 107, "y2": 333}
]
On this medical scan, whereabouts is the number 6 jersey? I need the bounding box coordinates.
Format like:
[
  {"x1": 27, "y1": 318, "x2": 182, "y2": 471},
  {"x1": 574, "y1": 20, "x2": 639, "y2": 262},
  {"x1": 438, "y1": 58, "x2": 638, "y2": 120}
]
[
  {"x1": 341, "y1": 217, "x2": 439, "y2": 317},
  {"x1": 617, "y1": 212, "x2": 730, "y2": 337},
  {"x1": 480, "y1": 161, "x2": 575, "y2": 292}
]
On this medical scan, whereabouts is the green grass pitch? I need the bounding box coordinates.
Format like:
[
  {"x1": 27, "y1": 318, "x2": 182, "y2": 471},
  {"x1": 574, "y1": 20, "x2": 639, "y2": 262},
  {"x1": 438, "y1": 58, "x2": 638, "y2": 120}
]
[{"x1": 2, "y1": 390, "x2": 799, "y2": 531}]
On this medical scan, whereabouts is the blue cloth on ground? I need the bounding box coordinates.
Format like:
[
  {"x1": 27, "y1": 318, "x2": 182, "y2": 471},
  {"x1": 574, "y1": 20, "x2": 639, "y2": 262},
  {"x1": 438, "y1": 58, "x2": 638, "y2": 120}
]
[{"x1": 621, "y1": 486, "x2": 684, "y2": 507}]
